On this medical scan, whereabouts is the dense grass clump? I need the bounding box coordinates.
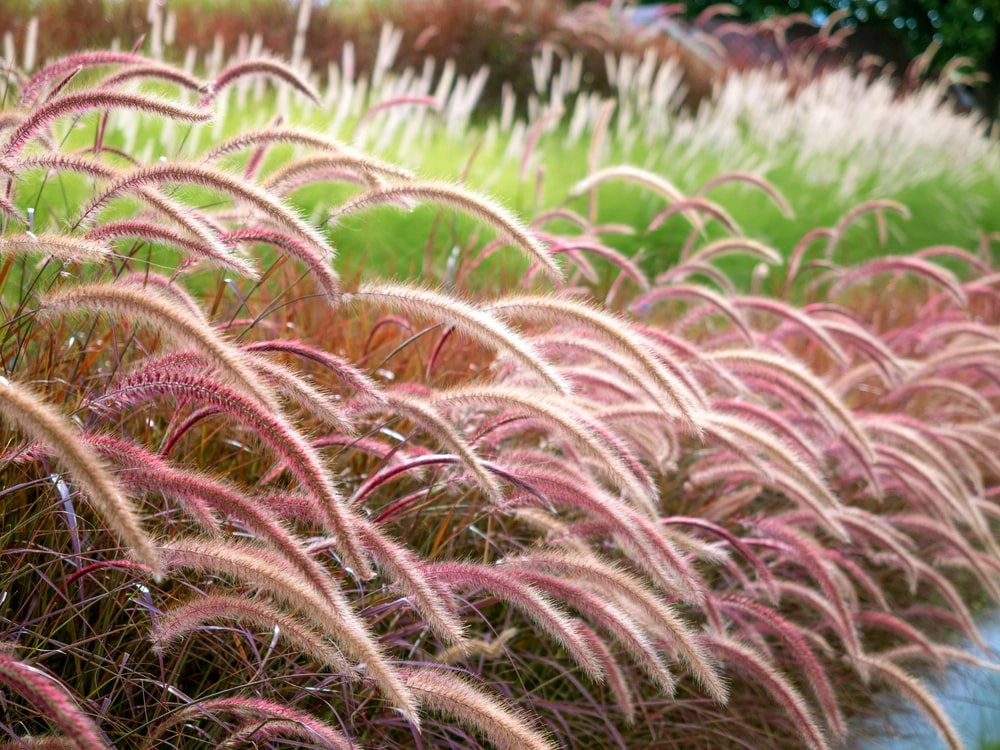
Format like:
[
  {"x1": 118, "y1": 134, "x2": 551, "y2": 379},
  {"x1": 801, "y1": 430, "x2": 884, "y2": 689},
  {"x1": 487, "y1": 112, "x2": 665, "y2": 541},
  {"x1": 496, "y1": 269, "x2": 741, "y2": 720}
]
[{"x1": 0, "y1": 23, "x2": 999, "y2": 750}]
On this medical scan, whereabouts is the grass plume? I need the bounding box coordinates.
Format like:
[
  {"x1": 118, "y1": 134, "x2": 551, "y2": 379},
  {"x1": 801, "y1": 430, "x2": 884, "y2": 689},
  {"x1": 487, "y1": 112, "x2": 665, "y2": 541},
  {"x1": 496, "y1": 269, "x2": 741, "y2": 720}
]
[
  {"x1": 402, "y1": 667, "x2": 557, "y2": 750},
  {"x1": 4, "y1": 91, "x2": 210, "y2": 157},
  {"x1": 40, "y1": 281, "x2": 281, "y2": 414},
  {"x1": 0, "y1": 647, "x2": 109, "y2": 750},
  {"x1": 0, "y1": 233, "x2": 110, "y2": 262},
  {"x1": 352, "y1": 282, "x2": 570, "y2": 395},
  {"x1": 330, "y1": 181, "x2": 564, "y2": 283},
  {"x1": 0, "y1": 378, "x2": 161, "y2": 578},
  {"x1": 160, "y1": 538, "x2": 418, "y2": 723}
]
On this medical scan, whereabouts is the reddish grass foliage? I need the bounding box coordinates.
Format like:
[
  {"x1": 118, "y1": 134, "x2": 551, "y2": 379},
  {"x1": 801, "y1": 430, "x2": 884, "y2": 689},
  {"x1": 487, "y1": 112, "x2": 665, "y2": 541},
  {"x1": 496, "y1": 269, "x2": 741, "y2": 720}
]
[{"x1": 0, "y1": 43, "x2": 999, "y2": 750}]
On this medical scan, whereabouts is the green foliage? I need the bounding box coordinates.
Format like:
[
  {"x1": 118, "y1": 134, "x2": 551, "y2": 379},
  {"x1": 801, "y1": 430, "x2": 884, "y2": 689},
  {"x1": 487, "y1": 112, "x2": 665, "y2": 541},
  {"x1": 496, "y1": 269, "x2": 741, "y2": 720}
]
[{"x1": 677, "y1": 0, "x2": 999, "y2": 76}]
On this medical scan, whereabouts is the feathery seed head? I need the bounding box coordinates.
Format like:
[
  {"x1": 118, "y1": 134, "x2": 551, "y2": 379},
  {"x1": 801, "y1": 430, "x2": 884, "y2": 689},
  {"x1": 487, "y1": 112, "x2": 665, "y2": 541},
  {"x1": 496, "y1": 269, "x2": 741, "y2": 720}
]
[
  {"x1": 331, "y1": 182, "x2": 564, "y2": 283},
  {"x1": 0, "y1": 379, "x2": 161, "y2": 579},
  {"x1": 40, "y1": 281, "x2": 281, "y2": 414}
]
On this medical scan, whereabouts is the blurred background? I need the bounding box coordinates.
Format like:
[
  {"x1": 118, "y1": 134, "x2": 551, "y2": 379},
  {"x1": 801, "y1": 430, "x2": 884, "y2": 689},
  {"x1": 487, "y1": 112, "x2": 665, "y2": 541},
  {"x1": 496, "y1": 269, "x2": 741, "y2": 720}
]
[{"x1": 1, "y1": 0, "x2": 997, "y2": 118}]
